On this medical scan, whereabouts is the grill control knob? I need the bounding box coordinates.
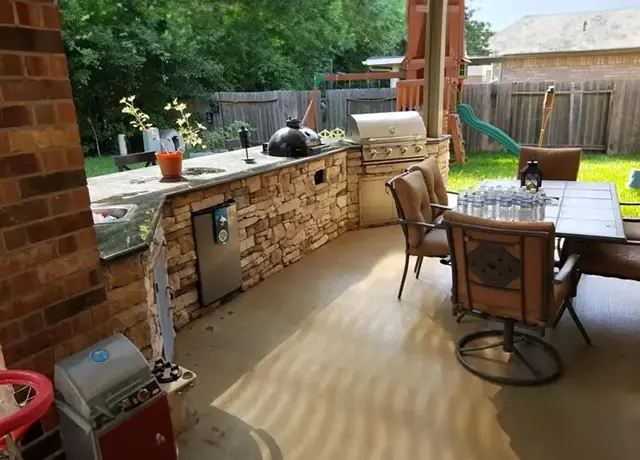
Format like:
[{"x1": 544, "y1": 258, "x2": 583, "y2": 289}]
[
  {"x1": 415, "y1": 145, "x2": 423, "y2": 153},
  {"x1": 384, "y1": 148, "x2": 392, "y2": 156},
  {"x1": 370, "y1": 149, "x2": 379, "y2": 157},
  {"x1": 400, "y1": 147, "x2": 408, "y2": 155},
  {"x1": 137, "y1": 388, "x2": 150, "y2": 402}
]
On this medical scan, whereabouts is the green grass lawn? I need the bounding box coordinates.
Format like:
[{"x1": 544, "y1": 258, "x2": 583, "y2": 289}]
[
  {"x1": 84, "y1": 156, "x2": 121, "y2": 177},
  {"x1": 84, "y1": 151, "x2": 199, "y2": 177},
  {"x1": 449, "y1": 152, "x2": 640, "y2": 217},
  {"x1": 84, "y1": 155, "x2": 161, "y2": 177}
]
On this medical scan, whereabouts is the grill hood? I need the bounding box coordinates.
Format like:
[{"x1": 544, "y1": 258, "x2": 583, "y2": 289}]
[
  {"x1": 347, "y1": 111, "x2": 428, "y2": 164},
  {"x1": 347, "y1": 111, "x2": 426, "y2": 144}
]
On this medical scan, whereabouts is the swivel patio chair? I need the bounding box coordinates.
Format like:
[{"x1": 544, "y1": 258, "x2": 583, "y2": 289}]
[
  {"x1": 443, "y1": 210, "x2": 591, "y2": 386},
  {"x1": 386, "y1": 170, "x2": 450, "y2": 299},
  {"x1": 517, "y1": 146, "x2": 582, "y2": 181},
  {"x1": 407, "y1": 156, "x2": 456, "y2": 276}
]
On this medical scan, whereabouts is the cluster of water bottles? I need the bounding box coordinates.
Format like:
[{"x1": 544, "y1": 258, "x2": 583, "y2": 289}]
[{"x1": 456, "y1": 185, "x2": 550, "y2": 221}]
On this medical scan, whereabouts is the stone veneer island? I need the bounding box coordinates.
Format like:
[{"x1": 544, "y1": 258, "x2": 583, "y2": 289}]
[{"x1": 87, "y1": 138, "x2": 449, "y2": 358}]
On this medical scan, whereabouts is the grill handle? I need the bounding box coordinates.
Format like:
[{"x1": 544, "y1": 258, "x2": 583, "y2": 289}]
[{"x1": 362, "y1": 135, "x2": 424, "y2": 144}]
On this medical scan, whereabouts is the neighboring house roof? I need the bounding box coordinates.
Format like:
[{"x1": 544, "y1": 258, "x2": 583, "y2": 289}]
[
  {"x1": 490, "y1": 8, "x2": 640, "y2": 57},
  {"x1": 466, "y1": 55, "x2": 504, "y2": 65},
  {"x1": 362, "y1": 56, "x2": 405, "y2": 67}
]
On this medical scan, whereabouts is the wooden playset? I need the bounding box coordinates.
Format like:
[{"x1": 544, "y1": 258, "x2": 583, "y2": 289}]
[{"x1": 304, "y1": 0, "x2": 469, "y2": 165}]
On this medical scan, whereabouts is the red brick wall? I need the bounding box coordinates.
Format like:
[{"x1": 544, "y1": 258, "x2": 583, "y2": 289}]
[
  {"x1": 502, "y1": 52, "x2": 640, "y2": 81},
  {"x1": 0, "y1": 0, "x2": 104, "y2": 377}
]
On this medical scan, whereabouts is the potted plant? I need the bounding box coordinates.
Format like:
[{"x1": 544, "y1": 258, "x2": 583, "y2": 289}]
[{"x1": 120, "y1": 96, "x2": 207, "y2": 179}]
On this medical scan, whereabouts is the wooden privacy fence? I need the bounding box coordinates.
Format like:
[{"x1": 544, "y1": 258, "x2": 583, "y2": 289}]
[
  {"x1": 193, "y1": 89, "x2": 397, "y2": 144},
  {"x1": 194, "y1": 79, "x2": 640, "y2": 153},
  {"x1": 462, "y1": 79, "x2": 640, "y2": 154},
  {"x1": 462, "y1": 80, "x2": 616, "y2": 153}
]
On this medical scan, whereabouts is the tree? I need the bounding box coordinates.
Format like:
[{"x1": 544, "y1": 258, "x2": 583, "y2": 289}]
[
  {"x1": 331, "y1": 0, "x2": 406, "y2": 76},
  {"x1": 61, "y1": 0, "x2": 227, "y2": 154},
  {"x1": 59, "y1": 0, "x2": 408, "y2": 155},
  {"x1": 465, "y1": 4, "x2": 493, "y2": 56}
]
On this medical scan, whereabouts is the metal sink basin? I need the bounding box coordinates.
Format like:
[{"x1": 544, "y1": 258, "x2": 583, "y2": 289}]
[{"x1": 91, "y1": 204, "x2": 136, "y2": 225}]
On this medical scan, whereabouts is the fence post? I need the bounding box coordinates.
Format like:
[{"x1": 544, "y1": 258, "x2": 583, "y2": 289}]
[{"x1": 568, "y1": 82, "x2": 583, "y2": 147}]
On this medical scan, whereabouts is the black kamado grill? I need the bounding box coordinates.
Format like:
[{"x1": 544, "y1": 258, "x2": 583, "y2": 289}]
[{"x1": 265, "y1": 118, "x2": 323, "y2": 157}]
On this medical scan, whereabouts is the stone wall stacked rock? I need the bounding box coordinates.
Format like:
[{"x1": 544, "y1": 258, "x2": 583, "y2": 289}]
[
  {"x1": 162, "y1": 150, "x2": 350, "y2": 331},
  {"x1": 52, "y1": 142, "x2": 450, "y2": 363},
  {"x1": 434, "y1": 137, "x2": 451, "y2": 186},
  {"x1": 94, "y1": 223, "x2": 166, "y2": 358},
  {"x1": 88, "y1": 140, "x2": 450, "y2": 355},
  {"x1": 49, "y1": 223, "x2": 166, "y2": 365}
]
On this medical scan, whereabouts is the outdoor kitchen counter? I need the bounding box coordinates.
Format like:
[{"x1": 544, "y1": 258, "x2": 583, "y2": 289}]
[{"x1": 88, "y1": 141, "x2": 355, "y2": 260}]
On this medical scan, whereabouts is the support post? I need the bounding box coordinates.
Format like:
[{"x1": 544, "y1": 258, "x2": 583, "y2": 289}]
[
  {"x1": 426, "y1": 0, "x2": 447, "y2": 137},
  {"x1": 422, "y1": 0, "x2": 432, "y2": 127}
]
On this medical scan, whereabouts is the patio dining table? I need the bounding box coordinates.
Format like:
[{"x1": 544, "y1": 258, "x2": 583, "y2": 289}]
[{"x1": 479, "y1": 180, "x2": 627, "y2": 243}]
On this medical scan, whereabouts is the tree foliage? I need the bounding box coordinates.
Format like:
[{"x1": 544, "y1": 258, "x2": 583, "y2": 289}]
[
  {"x1": 60, "y1": 0, "x2": 406, "y2": 155},
  {"x1": 465, "y1": 5, "x2": 494, "y2": 56},
  {"x1": 61, "y1": 1, "x2": 493, "y2": 155}
]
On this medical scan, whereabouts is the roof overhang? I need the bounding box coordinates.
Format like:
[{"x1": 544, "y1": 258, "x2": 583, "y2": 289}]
[
  {"x1": 362, "y1": 56, "x2": 406, "y2": 67},
  {"x1": 466, "y1": 55, "x2": 504, "y2": 65}
]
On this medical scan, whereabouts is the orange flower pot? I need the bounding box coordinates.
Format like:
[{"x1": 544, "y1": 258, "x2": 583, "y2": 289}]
[{"x1": 156, "y1": 151, "x2": 183, "y2": 179}]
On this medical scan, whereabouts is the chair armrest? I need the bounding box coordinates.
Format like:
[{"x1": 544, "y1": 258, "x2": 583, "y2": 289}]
[
  {"x1": 396, "y1": 219, "x2": 441, "y2": 230},
  {"x1": 430, "y1": 203, "x2": 453, "y2": 212},
  {"x1": 553, "y1": 254, "x2": 580, "y2": 285},
  {"x1": 620, "y1": 203, "x2": 640, "y2": 206},
  {"x1": 446, "y1": 190, "x2": 459, "y2": 195},
  {"x1": 623, "y1": 218, "x2": 640, "y2": 242}
]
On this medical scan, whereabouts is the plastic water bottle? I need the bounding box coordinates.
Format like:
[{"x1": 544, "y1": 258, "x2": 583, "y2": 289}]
[
  {"x1": 457, "y1": 192, "x2": 468, "y2": 214},
  {"x1": 484, "y1": 192, "x2": 497, "y2": 219},
  {"x1": 498, "y1": 195, "x2": 512, "y2": 221}
]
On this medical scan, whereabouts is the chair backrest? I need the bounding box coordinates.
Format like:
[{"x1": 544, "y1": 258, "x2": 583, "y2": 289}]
[
  {"x1": 114, "y1": 151, "x2": 157, "y2": 172},
  {"x1": 386, "y1": 170, "x2": 434, "y2": 249},
  {"x1": 517, "y1": 147, "x2": 582, "y2": 181},
  {"x1": 444, "y1": 210, "x2": 556, "y2": 326},
  {"x1": 407, "y1": 157, "x2": 448, "y2": 215}
]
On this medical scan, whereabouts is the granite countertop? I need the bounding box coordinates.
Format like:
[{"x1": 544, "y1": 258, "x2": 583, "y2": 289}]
[{"x1": 89, "y1": 141, "x2": 355, "y2": 261}]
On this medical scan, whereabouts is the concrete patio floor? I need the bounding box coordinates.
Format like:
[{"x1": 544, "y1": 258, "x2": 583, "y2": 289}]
[{"x1": 175, "y1": 226, "x2": 640, "y2": 460}]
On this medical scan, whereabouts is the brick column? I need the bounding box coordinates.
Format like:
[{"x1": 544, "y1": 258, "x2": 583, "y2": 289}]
[{"x1": 0, "y1": 0, "x2": 104, "y2": 376}]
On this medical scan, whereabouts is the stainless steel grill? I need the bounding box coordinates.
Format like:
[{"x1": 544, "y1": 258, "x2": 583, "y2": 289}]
[{"x1": 347, "y1": 111, "x2": 427, "y2": 164}]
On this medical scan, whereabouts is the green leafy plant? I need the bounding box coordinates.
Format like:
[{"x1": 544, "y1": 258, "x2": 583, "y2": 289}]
[
  {"x1": 164, "y1": 99, "x2": 207, "y2": 149},
  {"x1": 120, "y1": 96, "x2": 208, "y2": 153},
  {"x1": 201, "y1": 121, "x2": 253, "y2": 150},
  {"x1": 119, "y1": 96, "x2": 153, "y2": 131}
]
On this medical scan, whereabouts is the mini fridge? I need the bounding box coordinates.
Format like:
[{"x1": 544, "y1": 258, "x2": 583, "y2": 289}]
[{"x1": 192, "y1": 201, "x2": 242, "y2": 306}]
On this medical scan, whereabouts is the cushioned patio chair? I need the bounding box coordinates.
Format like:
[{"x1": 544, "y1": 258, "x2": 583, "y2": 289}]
[
  {"x1": 557, "y1": 203, "x2": 640, "y2": 325},
  {"x1": 443, "y1": 210, "x2": 591, "y2": 386},
  {"x1": 407, "y1": 157, "x2": 452, "y2": 217},
  {"x1": 517, "y1": 146, "x2": 582, "y2": 181},
  {"x1": 407, "y1": 157, "x2": 456, "y2": 277},
  {"x1": 386, "y1": 170, "x2": 450, "y2": 299}
]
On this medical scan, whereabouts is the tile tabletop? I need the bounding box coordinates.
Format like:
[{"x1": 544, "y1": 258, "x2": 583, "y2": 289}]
[{"x1": 481, "y1": 180, "x2": 626, "y2": 242}]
